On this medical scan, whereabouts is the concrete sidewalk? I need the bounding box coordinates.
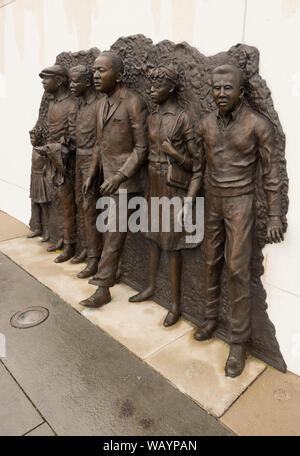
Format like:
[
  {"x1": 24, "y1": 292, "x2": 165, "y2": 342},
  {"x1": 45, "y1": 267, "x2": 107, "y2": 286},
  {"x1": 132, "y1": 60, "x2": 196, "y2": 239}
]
[
  {"x1": 0, "y1": 211, "x2": 299, "y2": 436},
  {"x1": 0, "y1": 252, "x2": 231, "y2": 436}
]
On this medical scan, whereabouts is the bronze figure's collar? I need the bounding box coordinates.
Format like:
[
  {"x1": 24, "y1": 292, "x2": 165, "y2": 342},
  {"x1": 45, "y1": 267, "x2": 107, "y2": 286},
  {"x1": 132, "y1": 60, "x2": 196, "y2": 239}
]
[
  {"x1": 154, "y1": 103, "x2": 178, "y2": 116},
  {"x1": 53, "y1": 93, "x2": 71, "y2": 103},
  {"x1": 80, "y1": 91, "x2": 97, "y2": 106},
  {"x1": 106, "y1": 84, "x2": 124, "y2": 106},
  {"x1": 217, "y1": 101, "x2": 244, "y2": 125}
]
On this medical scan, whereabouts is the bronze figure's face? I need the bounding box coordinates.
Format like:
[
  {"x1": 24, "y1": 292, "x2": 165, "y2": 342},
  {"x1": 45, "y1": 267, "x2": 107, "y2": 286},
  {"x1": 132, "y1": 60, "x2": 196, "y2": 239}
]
[
  {"x1": 93, "y1": 55, "x2": 119, "y2": 94},
  {"x1": 69, "y1": 72, "x2": 89, "y2": 97},
  {"x1": 41, "y1": 75, "x2": 61, "y2": 94},
  {"x1": 211, "y1": 71, "x2": 242, "y2": 114},
  {"x1": 150, "y1": 79, "x2": 174, "y2": 105}
]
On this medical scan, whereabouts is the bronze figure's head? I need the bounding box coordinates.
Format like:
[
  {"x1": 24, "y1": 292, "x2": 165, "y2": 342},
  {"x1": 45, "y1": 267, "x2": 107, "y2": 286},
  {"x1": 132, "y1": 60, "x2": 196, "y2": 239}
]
[
  {"x1": 69, "y1": 65, "x2": 93, "y2": 97},
  {"x1": 211, "y1": 64, "x2": 244, "y2": 114},
  {"x1": 39, "y1": 65, "x2": 69, "y2": 94},
  {"x1": 93, "y1": 52, "x2": 124, "y2": 94},
  {"x1": 148, "y1": 64, "x2": 179, "y2": 105}
]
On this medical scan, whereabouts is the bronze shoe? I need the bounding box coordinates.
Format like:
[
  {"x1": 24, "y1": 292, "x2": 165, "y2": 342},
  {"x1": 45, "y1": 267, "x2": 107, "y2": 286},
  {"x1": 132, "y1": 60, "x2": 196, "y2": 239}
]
[
  {"x1": 79, "y1": 287, "x2": 111, "y2": 308},
  {"x1": 129, "y1": 287, "x2": 154, "y2": 303},
  {"x1": 27, "y1": 230, "x2": 42, "y2": 238},
  {"x1": 71, "y1": 248, "x2": 87, "y2": 264},
  {"x1": 194, "y1": 320, "x2": 217, "y2": 341},
  {"x1": 77, "y1": 258, "x2": 99, "y2": 279},
  {"x1": 47, "y1": 238, "x2": 63, "y2": 252},
  {"x1": 163, "y1": 310, "x2": 181, "y2": 327},
  {"x1": 41, "y1": 229, "x2": 50, "y2": 242},
  {"x1": 88, "y1": 276, "x2": 100, "y2": 286},
  {"x1": 225, "y1": 343, "x2": 247, "y2": 378},
  {"x1": 54, "y1": 244, "x2": 75, "y2": 263}
]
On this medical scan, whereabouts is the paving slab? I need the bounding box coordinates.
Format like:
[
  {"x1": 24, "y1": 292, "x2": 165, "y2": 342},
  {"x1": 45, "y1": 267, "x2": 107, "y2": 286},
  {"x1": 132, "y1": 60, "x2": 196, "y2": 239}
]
[
  {"x1": 25, "y1": 422, "x2": 55, "y2": 436},
  {"x1": 0, "y1": 236, "x2": 95, "y2": 312},
  {"x1": 0, "y1": 211, "x2": 30, "y2": 241},
  {"x1": 0, "y1": 362, "x2": 43, "y2": 436},
  {"x1": 146, "y1": 332, "x2": 266, "y2": 418},
  {"x1": 0, "y1": 237, "x2": 195, "y2": 355},
  {"x1": 0, "y1": 252, "x2": 232, "y2": 436},
  {"x1": 221, "y1": 368, "x2": 300, "y2": 436},
  {"x1": 82, "y1": 283, "x2": 194, "y2": 359},
  {"x1": 0, "y1": 235, "x2": 266, "y2": 421}
]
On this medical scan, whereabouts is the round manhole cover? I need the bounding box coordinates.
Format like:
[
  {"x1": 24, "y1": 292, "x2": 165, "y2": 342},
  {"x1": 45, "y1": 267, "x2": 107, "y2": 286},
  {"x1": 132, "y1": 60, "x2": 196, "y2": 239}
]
[{"x1": 10, "y1": 307, "x2": 49, "y2": 329}]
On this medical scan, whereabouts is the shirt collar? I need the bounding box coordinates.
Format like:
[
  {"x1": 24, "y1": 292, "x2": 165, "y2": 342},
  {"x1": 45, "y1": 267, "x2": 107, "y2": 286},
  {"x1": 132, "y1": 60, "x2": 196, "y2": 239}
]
[
  {"x1": 217, "y1": 100, "x2": 244, "y2": 125},
  {"x1": 106, "y1": 84, "x2": 122, "y2": 106},
  {"x1": 231, "y1": 100, "x2": 243, "y2": 121},
  {"x1": 52, "y1": 92, "x2": 70, "y2": 103},
  {"x1": 154, "y1": 103, "x2": 178, "y2": 116},
  {"x1": 80, "y1": 91, "x2": 97, "y2": 106}
]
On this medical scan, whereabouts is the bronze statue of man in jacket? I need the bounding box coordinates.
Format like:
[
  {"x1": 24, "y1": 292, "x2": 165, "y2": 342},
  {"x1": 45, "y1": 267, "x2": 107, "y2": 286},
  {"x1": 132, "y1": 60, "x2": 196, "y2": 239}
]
[
  {"x1": 193, "y1": 64, "x2": 284, "y2": 377},
  {"x1": 80, "y1": 52, "x2": 148, "y2": 308}
]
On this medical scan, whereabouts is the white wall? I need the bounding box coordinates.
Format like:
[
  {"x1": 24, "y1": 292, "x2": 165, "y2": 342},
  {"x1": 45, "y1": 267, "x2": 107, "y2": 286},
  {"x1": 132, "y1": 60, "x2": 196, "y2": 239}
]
[{"x1": 0, "y1": 0, "x2": 299, "y2": 375}]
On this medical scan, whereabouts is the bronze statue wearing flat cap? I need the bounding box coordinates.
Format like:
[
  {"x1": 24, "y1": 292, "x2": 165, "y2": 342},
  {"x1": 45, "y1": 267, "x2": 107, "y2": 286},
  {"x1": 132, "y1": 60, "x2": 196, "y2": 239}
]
[{"x1": 36, "y1": 64, "x2": 77, "y2": 262}]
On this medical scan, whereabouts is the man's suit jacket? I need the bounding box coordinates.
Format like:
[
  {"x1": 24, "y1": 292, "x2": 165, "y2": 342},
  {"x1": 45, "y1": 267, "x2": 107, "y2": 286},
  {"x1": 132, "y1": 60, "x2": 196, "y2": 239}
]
[{"x1": 89, "y1": 85, "x2": 148, "y2": 194}]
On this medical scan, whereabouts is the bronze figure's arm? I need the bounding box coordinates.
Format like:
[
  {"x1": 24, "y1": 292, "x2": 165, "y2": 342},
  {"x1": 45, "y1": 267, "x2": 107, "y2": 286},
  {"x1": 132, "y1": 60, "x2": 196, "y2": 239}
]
[
  {"x1": 256, "y1": 117, "x2": 284, "y2": 243},
  {"x1": 100, "y1": 94, "x2": 148, "y2": 195},
  {"x1": 83, "y1": 142, "x2": 101, "y2": 195},
  {"x1": 186, "y1": 118, "x2": 206, "y2": 201},
  {"x1": 161, "y1": 111, "x2": 193, "y2": 171},
  {"x1": 118, "y1": 94, "x2": 148, "y2": 179},
  {"x1": 161, "y1": 138, "x2": 193, "y2": 171},
  {"x1": 67, "y1": 102, "x2": 77, "y2": 153}
]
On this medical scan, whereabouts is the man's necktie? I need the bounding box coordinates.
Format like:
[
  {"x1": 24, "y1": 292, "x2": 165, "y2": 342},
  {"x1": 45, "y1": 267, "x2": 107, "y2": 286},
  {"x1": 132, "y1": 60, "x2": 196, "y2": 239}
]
[{"x1": 103, "y1": 98, "x2": 110, "y2": 123}]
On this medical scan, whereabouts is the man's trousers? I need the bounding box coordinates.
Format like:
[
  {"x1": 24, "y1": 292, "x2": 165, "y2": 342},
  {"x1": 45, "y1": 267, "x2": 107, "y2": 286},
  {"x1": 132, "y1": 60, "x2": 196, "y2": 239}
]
[
  {"x1": 205, "y1": 192, "x2": 254, "y2": 343},
  {"x1": 92, "y1": 192, "x2": 136, "y2": 287},
  {"x1": 56, "y1": 176, "x2": 76, "y2": 245},
  {"x1": 75, "y1": 153, "x2": 102, "y2": 258}
]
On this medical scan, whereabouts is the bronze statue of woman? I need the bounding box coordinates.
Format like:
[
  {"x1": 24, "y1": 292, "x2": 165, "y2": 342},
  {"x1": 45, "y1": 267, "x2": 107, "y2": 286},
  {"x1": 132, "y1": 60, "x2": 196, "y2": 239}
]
[{"x1": 129, "y1": 64, "x2": 200, "y2": 327}]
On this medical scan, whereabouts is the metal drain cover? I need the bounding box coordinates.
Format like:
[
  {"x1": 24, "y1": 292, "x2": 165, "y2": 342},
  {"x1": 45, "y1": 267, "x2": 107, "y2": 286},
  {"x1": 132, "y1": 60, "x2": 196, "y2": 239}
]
[{"x1": 10, "y1": 307, "x2": 49, "y2": 329}]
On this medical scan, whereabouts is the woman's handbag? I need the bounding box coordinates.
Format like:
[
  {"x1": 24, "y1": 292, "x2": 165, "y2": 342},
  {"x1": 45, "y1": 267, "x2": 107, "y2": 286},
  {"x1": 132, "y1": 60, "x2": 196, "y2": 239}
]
[{"x1": 166, "y1": 154, "x2": 191, "y2": 190}]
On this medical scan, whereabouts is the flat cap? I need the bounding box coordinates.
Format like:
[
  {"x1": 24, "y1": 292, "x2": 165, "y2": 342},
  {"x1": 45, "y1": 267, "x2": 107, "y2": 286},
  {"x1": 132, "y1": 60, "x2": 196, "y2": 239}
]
[{"x1": 39, "y1": 65, "x2": 68, "y2": 79}]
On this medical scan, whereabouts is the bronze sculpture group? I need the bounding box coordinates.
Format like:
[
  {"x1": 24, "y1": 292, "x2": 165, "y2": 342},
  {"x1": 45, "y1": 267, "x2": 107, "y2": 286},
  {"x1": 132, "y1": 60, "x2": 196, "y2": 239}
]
[{"x1": 28, "y1": 38, "x2": 288, "y2": 379}]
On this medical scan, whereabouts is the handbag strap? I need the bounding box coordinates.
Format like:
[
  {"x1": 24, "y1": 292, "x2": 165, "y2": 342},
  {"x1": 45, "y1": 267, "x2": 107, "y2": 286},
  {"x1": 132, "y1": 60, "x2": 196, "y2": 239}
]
[{"x1": 166, "y1": 110, "x2": 184, "y2": 166}]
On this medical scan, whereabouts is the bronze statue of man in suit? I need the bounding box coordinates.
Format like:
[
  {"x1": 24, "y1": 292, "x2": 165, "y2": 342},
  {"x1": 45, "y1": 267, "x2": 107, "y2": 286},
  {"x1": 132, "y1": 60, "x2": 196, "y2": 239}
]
[
  {"x1": 80, "y1": 52, "x2": 148, "y2": 308},
  {"x1": 194, "y1": 64, "x2": 284, "y2": 377}
]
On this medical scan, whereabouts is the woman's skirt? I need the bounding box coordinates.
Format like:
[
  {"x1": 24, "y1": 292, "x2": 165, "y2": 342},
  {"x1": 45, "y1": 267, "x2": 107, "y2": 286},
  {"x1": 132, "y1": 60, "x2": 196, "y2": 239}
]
[
  {"x1": 144, "y1": 162, "x2": 200, "y2": 251},
  {"x1": 30, "y1": 171, "x2": 51, "y2": 204}
]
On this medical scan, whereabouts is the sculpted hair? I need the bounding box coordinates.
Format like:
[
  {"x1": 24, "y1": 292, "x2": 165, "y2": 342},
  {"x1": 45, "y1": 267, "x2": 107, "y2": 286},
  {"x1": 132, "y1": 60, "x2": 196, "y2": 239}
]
[
  {"x1": 100, "y1": 51, "x2": 124, "y2": 75},
  {"x1": 56, "y1": 74, "x2": 69, "y2": 88},
  {"x1": 54, "y1": 66, "x2": 69, "y2": 88},
  {"x1": 69, "y1": 64, "x2": 93, "y2": 84},
  {"x1": 211, "y1": 64, "x2": 244, "y2": 88},
  {"x1": 149, "y1": 64, "x2": 179, "y2": 88}
]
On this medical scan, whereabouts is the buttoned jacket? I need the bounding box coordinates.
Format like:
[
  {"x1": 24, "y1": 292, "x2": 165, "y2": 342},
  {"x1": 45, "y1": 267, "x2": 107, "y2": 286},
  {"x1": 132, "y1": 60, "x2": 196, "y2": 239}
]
[{"x1": 89, "y1": 85, "x2": 148, "y2": 194}]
